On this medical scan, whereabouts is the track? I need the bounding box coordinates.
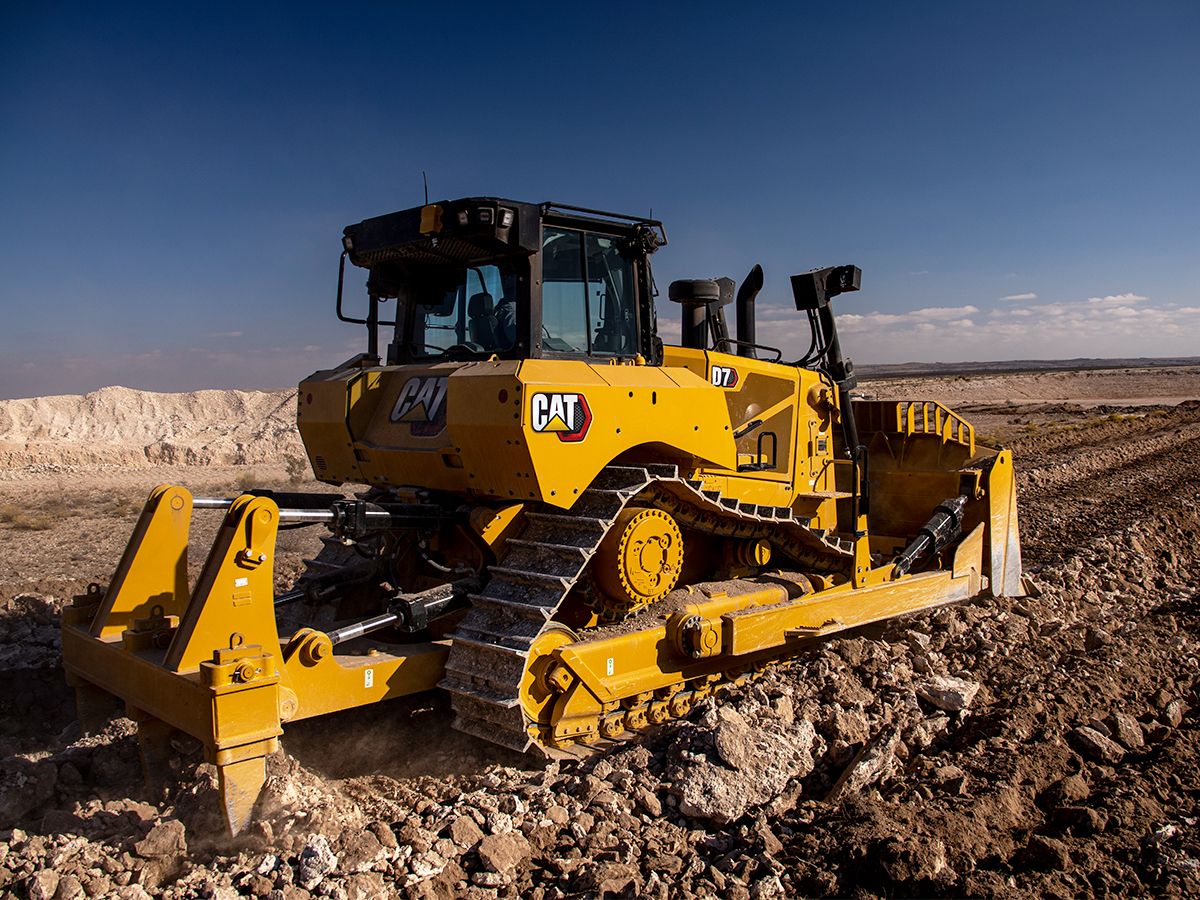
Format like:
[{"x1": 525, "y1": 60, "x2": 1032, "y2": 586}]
[{"x1": 439, "y1": 464, "x2": 854, "y2": 751}]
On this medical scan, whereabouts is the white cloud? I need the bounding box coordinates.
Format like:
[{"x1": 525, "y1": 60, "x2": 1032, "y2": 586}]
[
  {"x1": 834, "y1": 291, "x2": 1200, "y2": 363},
  {"x1": 208, "y1": 330, "x2": 245, "y2": 338},
  {"x1": 839, "y1": 305, "x2": 978, "y2": 332},
  {"x1": 656, "y1": 317, "x2": 682, "y2": 343},
  {"x1": 1001, "y1": 292, "x2": 1037, "y2": 301},
  {"x1": 1086, "y1": 292, "x2": 1148, "y2": 307},
  {"x1": 910, "y1": 305, "x2": 979, "y2": 320}
]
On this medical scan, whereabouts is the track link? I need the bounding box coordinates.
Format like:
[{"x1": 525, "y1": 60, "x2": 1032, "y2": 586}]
[{"x1": 439, "y1": 464, "x2": 854, "y2": 752}]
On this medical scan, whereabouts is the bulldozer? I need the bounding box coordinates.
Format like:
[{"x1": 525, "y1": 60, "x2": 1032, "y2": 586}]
[{"x1": 61, "y1": 198, "x2": 1022, "y2": 833}]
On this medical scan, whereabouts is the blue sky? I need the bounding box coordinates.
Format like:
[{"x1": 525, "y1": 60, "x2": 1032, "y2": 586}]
[{"x1": 2, "y1": 2, "x2": 1198, "y2": 398}]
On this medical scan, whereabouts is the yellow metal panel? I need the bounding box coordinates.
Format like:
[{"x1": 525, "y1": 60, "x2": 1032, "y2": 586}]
[
  {"x1": 281, "y1": 642, "x2": 449, "y2": 721},
  {"x1": 419, "y1": 204, "x2": 443, "y2": 234},
  {"x1": 448, "y1": 361, "x2": 538, "y2": 500},
  {"x1": 518, "y1": 358, "x2": 737, "y2": 506},
  {"x1": 346, "y1": 369, "x2": 384, "y2": 437},
  {"x1": 164, "y1": 495, "x2": 284, "y2": 673},
  {"x1": 63, "y1": 628, "x2": 219, "y2": 739},
  {"x1": 297, "y1": 372, "x2": 365, "y2": 484},
  {"x1": 91, "y1": 485, "x2": 192, "y2": 639},
  {"x1": 985, "y1": 450, "x2": 1024, "y2": 596},
  {"x1": 208, "y1": 681, "x2": 289, "y2": 751},
  {"x1": 660, "y1": 345, "x2": 707, "y2": 380}
]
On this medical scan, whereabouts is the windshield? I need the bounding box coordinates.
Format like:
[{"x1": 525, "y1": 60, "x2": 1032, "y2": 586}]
[{"x1": 395, "y1": 262, "x2": 519, "y2": 358}]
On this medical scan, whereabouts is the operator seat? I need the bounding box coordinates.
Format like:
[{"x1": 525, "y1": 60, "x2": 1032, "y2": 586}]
[
  {"x1": 495, "y1": 293, "x2": 517, "y2": 348},
  {"x1": 468, "y1": 292, "x2": 499, "y2": 349}
]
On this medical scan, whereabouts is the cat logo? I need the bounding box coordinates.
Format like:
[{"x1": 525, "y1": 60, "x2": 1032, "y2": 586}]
[
  {"x1": 530, "y1": 392, "x2": 592, "y2": 442},
  {"x1": 390, "y1": 376, "x2": 448, "y2": 436},
  {"x1": 711, "y1": 365, "x2": 739, "y2": 388}
]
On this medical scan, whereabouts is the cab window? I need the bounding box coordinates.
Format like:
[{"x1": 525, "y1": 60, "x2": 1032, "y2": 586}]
[
  {"x1": 404, "y1": 263, "x2": 518, "y2": 357},
  {"x1": 541, "y1": 226, "x2": 637, "y2": 356}
]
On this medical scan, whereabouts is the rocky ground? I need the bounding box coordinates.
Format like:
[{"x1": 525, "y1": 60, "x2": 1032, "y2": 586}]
[{"x1": 0, "y1": 379, "x2": 1198, "y2": 898}]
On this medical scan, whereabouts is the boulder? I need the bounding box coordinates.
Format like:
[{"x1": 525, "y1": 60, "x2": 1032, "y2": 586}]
[
  {"x1": 476, "y1": 832, "x2": 531, "y2": 874},
  {"x1": 295, "y1": 835, "x2": 338, "y2": 890},
  {"x1": 1041, "y1": 774, "x2": 1090, "y2": 807},
  {"x1": 1107, "y1": 712, "x2": 1145, "y2": 750},
  {"x1": 133, "y1": 820, "x2": 186, "y2": 859},
  {"x1": 27, "y1": 870, "x2": 60, "y2": 900},
  {"x1": 1019, "y1": 835, "x2": 1071, "y2": 871},
  {"x1": 1052, "y1": 805, "x2": 1108, "y2": 835},
  {"x1": 449, "y1": 814, "x2": 484, "y2": 849},
  {"x1": 876, "y1": 835, "x2": 949, "y2": 883},
  {"x1": 1163, "y1": 699, "x2": 1186, "y2": 728},
  {"x1": 826, "y1": 727, "x2": 902, "y2": 801},
  {"x1": 916, "y1": 675, "x2": 981, "y2": 713},
  {"x1": 1067, "y1": 726, "x2": 1125, "y2": 764},
  {"x1": 672, "y1": 713, "x2": 819, "y2": 824}
]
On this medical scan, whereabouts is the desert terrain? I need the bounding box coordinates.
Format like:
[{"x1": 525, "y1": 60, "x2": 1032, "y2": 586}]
[{"x1": 0, "y1": 366, "x2": 1197, "y2": 898}]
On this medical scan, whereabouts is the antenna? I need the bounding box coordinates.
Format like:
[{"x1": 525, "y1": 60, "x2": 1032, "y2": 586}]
[{"x1": 422, "y1": 171, "x2": 429, "y2": 205}]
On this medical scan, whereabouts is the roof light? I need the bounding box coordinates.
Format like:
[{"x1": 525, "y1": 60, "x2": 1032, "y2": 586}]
[
  {"x1": 477, "y1": 207, "x2": 494, "y2": 225},
  {"x1": 499, "y1": 208, "x2": 514, "y2": 227},
  {"x1": 457, "y1": 210, "x2": 469, "y2": 226},
  {"x1": 341, "y1": 235, "x2": 354, "y2": 252}
]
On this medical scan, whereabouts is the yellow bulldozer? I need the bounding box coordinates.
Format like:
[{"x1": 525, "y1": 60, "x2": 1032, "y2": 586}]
[{"x1": 61, "y1": 198, "x2": 1022, "y2": 833}]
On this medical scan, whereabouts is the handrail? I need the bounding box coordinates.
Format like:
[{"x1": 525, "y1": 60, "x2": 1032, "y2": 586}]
[
  {"x1": 894, "y1": 400, "x2": 976, "y2": 456},
  {"x1": 850, "y1": 399, "x2": 976, "y2": 456}
]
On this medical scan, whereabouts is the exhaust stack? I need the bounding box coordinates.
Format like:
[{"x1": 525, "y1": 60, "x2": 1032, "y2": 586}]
[{"x1": 735, "y1": 264, "x2": 764, "y2": 357}]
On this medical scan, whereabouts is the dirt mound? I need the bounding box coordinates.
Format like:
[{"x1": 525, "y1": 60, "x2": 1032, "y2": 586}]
[{"x1": 0, "y1": 386, "x2": 303, "y2": 470}]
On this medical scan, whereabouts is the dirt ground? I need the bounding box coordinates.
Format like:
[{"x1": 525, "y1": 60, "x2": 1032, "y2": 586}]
[{"x1": 0, "y1": 368, "x2": 1197, "y2": 898}]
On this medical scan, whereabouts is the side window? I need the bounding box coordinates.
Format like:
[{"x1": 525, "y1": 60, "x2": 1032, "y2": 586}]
[
  {"x1": 585, "y1": 233, "x2": 637, "y2": 355},
  {"x1": 410, "y1": 265, "x2": 517, "y2": 356},
  {"x1": 540, "y1": 226, "x2": 638, "y2": 356},
  {"x1": 541, "y1": 228, "x2": 588, "y2": 352}
]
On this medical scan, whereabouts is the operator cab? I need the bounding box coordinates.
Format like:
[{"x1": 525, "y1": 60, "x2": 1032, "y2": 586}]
[{"x1": 339, "y1": 198, "x2": 665, "y2": 365}]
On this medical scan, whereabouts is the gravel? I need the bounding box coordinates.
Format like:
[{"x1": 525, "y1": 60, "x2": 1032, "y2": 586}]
[{"x1": 0, "y1": 390, "x2": 1197, "y2": 897}]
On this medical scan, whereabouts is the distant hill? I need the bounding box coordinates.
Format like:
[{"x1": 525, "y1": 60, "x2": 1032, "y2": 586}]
[
  {"x1": 0, "y1": 386, "x2": 301, "y2": 469},
  {"x1": 855, "y1": 357, "x2": 1200, "y2": 380}
]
